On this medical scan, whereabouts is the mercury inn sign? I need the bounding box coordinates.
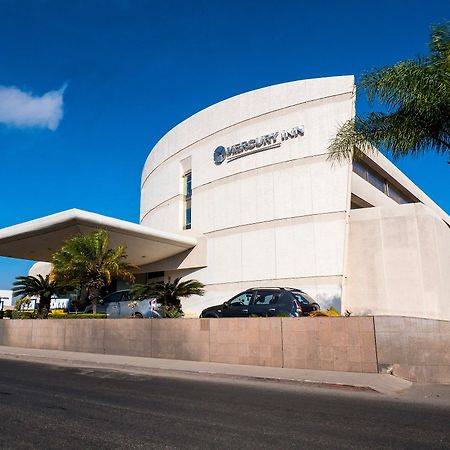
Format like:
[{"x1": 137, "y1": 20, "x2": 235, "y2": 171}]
[{"x1": 213, "y1": 125, "x2": 305, "y2": 164}]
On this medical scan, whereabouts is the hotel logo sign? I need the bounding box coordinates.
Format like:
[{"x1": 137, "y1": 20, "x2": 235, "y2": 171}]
[{"x1": 214, "y1": 126, "x2": 304, "y2": 165}]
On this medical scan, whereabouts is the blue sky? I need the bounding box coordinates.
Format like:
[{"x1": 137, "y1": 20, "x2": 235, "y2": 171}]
[{"x1": 0, "y1": 0, "x2": 448, "y2": 289}]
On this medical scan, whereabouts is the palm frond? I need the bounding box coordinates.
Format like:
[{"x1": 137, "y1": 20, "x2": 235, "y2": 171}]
[
  {"x1": 130, "y1": 278, "x2": 205, "y2": 306},
  {"x1": 328, "y1": 21, "x2": 450, "y2": 162}
]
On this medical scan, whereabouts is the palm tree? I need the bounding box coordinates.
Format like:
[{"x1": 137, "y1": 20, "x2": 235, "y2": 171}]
[
  {"x1": 51, "y1": 229, "x2": 136, "y2": 313},
  {"x1": 12, "y1": 274, "x2": 63, "y2": 319},
  {"x1": 131, "y1": 277, "x2": 205, "y2": 314},
  {"x1": 328, "y1": 22, "x2": 450, "y2": 163}
]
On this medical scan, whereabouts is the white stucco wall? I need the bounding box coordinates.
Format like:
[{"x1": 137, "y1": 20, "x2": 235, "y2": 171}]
[
  {"x1": 344, "y1": 204, "x2": 450, "y2": 321},
  {"x1": 28, "y1": 261, "x2": 53, "y2": 278},
  {"x1": 141, "y1": 76, "x2": 355, "y2": 315},
  {"x1": 0, "y1": 289, "x2": 13, "y2": 307}
]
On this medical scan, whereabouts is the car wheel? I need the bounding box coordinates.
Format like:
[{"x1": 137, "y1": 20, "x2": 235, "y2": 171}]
[
  {"x1": 134, "y1": 312, "x2": 143, "y2": 318},
  {"x1": 203, "y1": 314, "x2": 219, "y2": 318}
]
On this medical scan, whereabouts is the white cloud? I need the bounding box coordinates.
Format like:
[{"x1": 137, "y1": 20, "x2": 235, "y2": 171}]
[{"x1": 0, "y1": 84, "x2": 66, "y2": 130}]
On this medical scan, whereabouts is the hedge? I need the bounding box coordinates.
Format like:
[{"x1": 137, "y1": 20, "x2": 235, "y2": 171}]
[
  {"x1": 11, "y1": 311, "x2": 36, "y2": 319},
  {"x1": 5, "y1": 311, "x2": 107, "y2": 320},
  {"x1": 48, "y1": 313, "x2": 107, "y2": 319}
]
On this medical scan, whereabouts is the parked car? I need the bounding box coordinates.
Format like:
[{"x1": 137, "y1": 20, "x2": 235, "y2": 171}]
[
  {"x1": 199, "y1": 288, "x2": 320, "y2": 318},
  {"x1": 83, "y1": 290, "x2": 161, "y2": 318}
]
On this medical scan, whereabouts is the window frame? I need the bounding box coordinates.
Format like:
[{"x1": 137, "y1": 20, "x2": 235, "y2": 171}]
[
  {"x1": 254, "y1": 290, "x2": 280, "y2": 305},
  {"x1": 228, "y1": 291, "x2": 254, "y2": 307},
  {"x1": 183, "y1": 170, "x2": 192, "y2": 230},
  {"x1": 352, "y1": 160, "x2": 414, "y2": 205}
]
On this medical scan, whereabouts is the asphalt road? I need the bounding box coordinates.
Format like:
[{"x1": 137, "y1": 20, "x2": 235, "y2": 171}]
[{"x1": 0, "y1": 359, "x2": 449, "y2": 449}]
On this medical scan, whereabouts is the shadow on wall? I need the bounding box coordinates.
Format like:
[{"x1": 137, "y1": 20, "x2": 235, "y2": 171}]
[{"x1": 316, "y1": 294, "x2": 341, "y2": 312}]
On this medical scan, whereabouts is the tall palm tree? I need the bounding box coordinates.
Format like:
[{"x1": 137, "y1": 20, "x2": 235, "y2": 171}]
[
  {"x1": 131, "y1": 277, "x2": 205, "y2": 313},
  {"x1": 51, "y1": 229, "x2": 136, "y2": 313},
  {"x1": 12, "y1": 274, "x2": 63, "y2": 319},
  {"x1": 328, "y1": 22, "x2": 450, "y2": 162}
]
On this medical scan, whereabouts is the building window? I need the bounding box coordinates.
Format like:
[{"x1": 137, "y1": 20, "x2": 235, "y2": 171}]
[
  {"x1": 387, "y1": 184, "x2": 410, "y2": 204},
  {"x1": 353, "y1": 160, "x2": 387, "y2": 194},
  {"x1": 367, "y1": 169, "x2": 386, "y2": 194},
  {"x1": 352, "y1": 160, "x2": 414, "y2": 205},
  {"x1": 352, "y1": 160, "x2": 367, "y2": 180},
  {"x1": 184, "y1": 171, "x2": 192, "y2": 229}
]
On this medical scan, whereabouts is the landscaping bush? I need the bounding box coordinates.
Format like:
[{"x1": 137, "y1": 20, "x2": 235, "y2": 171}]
[
  {"x1": 11, "y1": 311, "x2": 37, "y2": 319},
  {"x1": 159, "y1": 306, "x2": 184, "y2": 318},
  {"x1": 7, "y1": 311, "x2": 106, "y2": 319},
  {"x1": 48, "y1": 313, "x2": 107, "y2": 319},
  {"x1": 3, "y1": 310, "x2": 12, "y2": 319},
  {"x1": 309, "y1": 306, "x2": 340, "y2": 317}
]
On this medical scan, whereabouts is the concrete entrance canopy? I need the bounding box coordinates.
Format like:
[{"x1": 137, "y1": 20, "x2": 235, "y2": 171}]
[{"x1": 0, "y1": 209, "x2": 197, "y2": 265}]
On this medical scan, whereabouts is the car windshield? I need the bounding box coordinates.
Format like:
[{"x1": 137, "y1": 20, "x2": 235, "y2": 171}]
[{"x1": 292, "y1": 291, "x2": 315, "y2": 304}]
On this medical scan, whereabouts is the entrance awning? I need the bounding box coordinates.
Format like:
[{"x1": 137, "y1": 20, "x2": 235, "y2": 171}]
[{"x1": 0, "y1": 209, "x2": 197, "y2": 266}]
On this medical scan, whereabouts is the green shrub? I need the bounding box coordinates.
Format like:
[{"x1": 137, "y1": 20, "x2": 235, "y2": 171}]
[
  {"x1": 3, "y1": 310, "x2": 13, "y2": 319},
  {"x1": 8, "y1": 311, "x2": 106, "y2": 319},
  {"x1": 275, "y1": 311, "x2": 291, "y2": 317},
  {"x1": 48, "y1": 313, "x2": 107, "y2": 319},
  {"x1": 11, "y1": 310, "x2": 37, "y2": 319},
  {"x1": 159, "y1": 306, "x2": 184, "y2": 318}
]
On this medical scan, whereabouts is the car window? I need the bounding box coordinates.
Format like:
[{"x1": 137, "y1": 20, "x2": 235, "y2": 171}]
[
  {"x1": 103, "y1": 292, "x2": 123, "y2": 303},
  {"x1": 254, "y1": 291, "x2": 280, "y2": 305},
  {"x1": 229, "y1": 292, "x2": 252, "y2": 307},
  {"x1": 292, "y1": 292, "x2": 312, "y2": 305},
  {"x1": 278, "y1": 291, "x2": 294, "y2": 304}
]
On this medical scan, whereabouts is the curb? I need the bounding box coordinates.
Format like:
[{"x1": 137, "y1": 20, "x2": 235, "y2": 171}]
[{"x1": 0, "y1": 351, "x2": 381, "y2": 394}]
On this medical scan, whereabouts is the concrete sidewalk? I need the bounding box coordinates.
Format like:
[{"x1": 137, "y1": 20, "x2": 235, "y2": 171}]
[{"x1": 0, "y1": 345, "x2": 414, "y2": 396}]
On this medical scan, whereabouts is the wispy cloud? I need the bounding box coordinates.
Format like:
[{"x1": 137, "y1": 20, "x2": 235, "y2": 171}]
[{"x1": 0, "y1": 84, "x2": 66, "y2": 130}]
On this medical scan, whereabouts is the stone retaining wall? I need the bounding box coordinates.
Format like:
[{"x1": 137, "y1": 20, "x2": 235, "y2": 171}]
[
  {"x1": 374, "y1": 316, "x2": 450, "y2": 384},
  {"x1": 0, "y1": 316, "x2": 448, "y2": 383}
]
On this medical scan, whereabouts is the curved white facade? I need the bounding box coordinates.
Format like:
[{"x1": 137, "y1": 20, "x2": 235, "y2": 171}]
[{"x1": 140, "y1": 76, "x2": 355, "y2": 315}]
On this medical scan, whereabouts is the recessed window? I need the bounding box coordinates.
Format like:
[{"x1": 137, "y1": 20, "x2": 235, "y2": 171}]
[
  {"x1": 387, "y1": 184, "x2": 410, "y2": 204},
  {"x1": 184, "y1": 171, "x2": 192, "y2": 229},
  {"x1": 352, "y1": 160, "x2": 367, "y2": 180},
  {"x1": 352, "y1": 160, "x2": 414, "y2": 205},
  {"x1": 367, "y1": 170, "x2": 386, "y2": 194}
]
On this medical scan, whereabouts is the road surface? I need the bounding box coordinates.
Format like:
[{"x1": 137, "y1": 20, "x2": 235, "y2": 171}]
[{"x1": 0, "y1": 359, "x2": 448, "y2": 449}]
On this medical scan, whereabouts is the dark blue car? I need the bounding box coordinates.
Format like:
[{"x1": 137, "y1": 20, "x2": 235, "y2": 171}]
[{"x1": 199, "y1": 287, "x2": 320, "y2": 318}]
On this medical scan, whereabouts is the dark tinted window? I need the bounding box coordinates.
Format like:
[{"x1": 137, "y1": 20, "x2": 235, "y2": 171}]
[
  {"x1": 229, "y1": 292, "x2": 252, "y2": 307},
  {"x1": 185, "y1": 172, "x2": 192, "y2": 199},
  {"x1": 353, "y1": 160, "x2": 414, "y2": 204},
  {"x1": 278, "y1": 291, "x2": 294, "y2": 304},
  {"x1": 254, "y1": 291, "x2": 280, "y2": 305},
  {"x1": 121, "y1": 291, "x2": 130, "y2": 302},
  {"x1": 103, "y1": 292, "x2": 123, "y2": 303},
  {"x1": 292, "y1": 292, "x2": 314, "y2": 305},
  {"x1": 367, "y1": 170, "x2": 386, "y2": 193},
  {"x1": 388, "y1": 184, "x2": 410, "y2": 204},
  {"x1": 352, "y1": 160, "x2": 367, "y2": 179},
  {"x1": 184, "y1": 171, "x2": 192, "y2": 230}
]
